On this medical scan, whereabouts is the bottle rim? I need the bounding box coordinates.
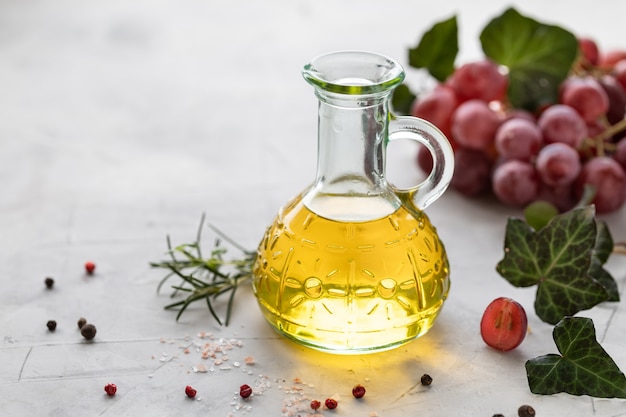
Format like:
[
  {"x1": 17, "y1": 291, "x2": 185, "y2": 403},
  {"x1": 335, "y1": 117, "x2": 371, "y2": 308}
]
[{"x1": 302, "y1": 50, "x2": 405, "y2": 95}]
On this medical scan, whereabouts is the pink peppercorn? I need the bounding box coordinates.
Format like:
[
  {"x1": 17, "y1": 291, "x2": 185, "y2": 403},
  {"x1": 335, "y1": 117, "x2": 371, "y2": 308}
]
[
  {"x1": 185, "y1": 385, "x2": 197, "y2": 398},
  {"x1": 104, "y1": 383, "x2": 117, "y2": 396},
  {"x1": 240, "y1": 384, "x2": 252, "y2": 398}
]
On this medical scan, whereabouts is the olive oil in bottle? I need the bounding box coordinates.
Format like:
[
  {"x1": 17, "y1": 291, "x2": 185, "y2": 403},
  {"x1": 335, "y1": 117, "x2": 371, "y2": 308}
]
[{"x1": 253, "y1": 194, "x2": 449, "y2": 353}]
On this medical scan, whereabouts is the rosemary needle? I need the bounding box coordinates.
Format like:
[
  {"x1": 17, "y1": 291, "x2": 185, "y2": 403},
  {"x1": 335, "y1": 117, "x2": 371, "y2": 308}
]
[{"x1": 151, "y1": 214, "x2": 255, "y2": 326}]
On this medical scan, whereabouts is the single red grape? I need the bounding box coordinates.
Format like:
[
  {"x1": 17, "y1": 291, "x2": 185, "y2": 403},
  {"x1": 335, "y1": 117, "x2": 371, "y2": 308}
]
[
  {"x1": 537, "y1": 183, "x2": 576, "y2": 213},
  {"x1": 560, "y1": 76, "x2": 609, "y2": 123},
  {"x1": 448, "y1": 60, "x2": 508, "y2": 102},
  {"x1": 537, "y1": 104, "x2": 587, "y2": 148},
  {"x1": 535, "y1": 143, "x2": 581, "y2": 187},
  {"x1": 494, "y1": 117, "x2": 543, "y2": 162},
  {"x1": 451, "y1": 99, "x2": 500, "y2": 150},
  {"x1": 598, "y1": 74, "x2": 626, "y2": 125},
  {"x1": 411, "y1": 85, "x2": 458, "y2": 138},
  {"x1": 492, "y1": 160, "x2": 539, "y2": 207},
  {"x1": 578, "y1": 37, "x2": 599, "y2": 66},
  {"x1": 576, "y1": 156, "x2": 626, "y2": 214},
  {"x1": 480, "y1": 297, "x2": 528, "y2": 352},
  {"x1": 450, "y1": 147, "x2": 492, "y2": 196}
]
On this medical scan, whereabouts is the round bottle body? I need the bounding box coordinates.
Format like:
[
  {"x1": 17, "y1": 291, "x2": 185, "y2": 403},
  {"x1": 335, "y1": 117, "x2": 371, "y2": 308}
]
[{"x1": 252, "y1": 193, "x2": 450, "y2": 353}]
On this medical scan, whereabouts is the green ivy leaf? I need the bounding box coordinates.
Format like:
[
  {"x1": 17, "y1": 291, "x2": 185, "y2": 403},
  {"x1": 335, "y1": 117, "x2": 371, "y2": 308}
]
[
  {"x1": 391, "y1": 84, "x2": 416, "y2": 116},
  {"x1": 593, "y1": 220, "x2": 614, "y2": 265},
  {"x1": 589, "y1": 221, "x2": 620, "y2": 302},
  {"x1": 496, "y1": 206, "x2": 610, "y2": 325},
  {"x1": 589, "y1": 259, "x2": 620, "y2": 302},
  {"x1": 480, "y1": 7, "x2": 578, "y2": 111},
  {"x1": 526, "y1": 317, "x2": 626, "y2": 398},
  {"x1": 408, "y1": 15, "x2": 458, "y2": 82}
]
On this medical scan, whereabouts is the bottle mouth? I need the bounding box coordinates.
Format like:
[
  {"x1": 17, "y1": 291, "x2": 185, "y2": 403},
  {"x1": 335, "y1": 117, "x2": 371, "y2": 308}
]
[{"x1": 302, "y1": 51, "x2": 405, "y2": 95}]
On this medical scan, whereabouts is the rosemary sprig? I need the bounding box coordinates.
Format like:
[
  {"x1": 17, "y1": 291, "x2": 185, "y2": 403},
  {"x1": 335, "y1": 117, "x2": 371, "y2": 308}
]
[{"x1": 150, "y1": 214, "x2": 255, "y2": 326}]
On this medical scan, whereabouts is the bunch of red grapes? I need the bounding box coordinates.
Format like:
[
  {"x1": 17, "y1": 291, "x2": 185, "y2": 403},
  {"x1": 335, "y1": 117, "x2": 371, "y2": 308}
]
[{"x1": 413, "y1": 38, "x2": 626, "y2": 214}]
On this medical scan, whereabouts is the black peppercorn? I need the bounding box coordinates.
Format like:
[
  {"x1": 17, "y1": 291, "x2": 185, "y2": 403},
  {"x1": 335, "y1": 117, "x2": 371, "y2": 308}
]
[
  {"x1": 46, "y1": 320, "x2": 57, "y2": 331},
  {"x1": 518, "y1": 405, "x2": 535, "y2": 417},
  {"x1": 493, "y1": 414, "x2": 505, "y2": 417},
  {"x1": 420, "y1": 373, "x2": 433, "y2": 386},
  {"x1": 77, "y1": 317, "x2": 87, "y2": 329},
  {"x1": 44, "y1": 277, "x2": 54, "y2": 289},
  {"x1": 80, "y1": 323, "x2": 97, "y2": 340}
]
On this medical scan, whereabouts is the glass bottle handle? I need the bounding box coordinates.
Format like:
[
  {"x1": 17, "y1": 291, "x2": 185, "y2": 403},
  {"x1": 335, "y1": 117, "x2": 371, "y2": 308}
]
[{"x1": 388, "y1": 116, "x2": 455, "y2": 210}]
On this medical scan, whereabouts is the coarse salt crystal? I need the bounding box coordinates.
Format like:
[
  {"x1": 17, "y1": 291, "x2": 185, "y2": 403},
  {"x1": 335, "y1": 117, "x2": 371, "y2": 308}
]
[{"x1": 193, "y1": 364, "x2": 208, "y2": 373}]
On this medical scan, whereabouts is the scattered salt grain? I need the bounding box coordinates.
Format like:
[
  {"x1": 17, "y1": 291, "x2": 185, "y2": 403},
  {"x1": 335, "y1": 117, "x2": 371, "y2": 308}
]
[{"x1": 193, "y1": 364, "x2": 208, "y2": 373}]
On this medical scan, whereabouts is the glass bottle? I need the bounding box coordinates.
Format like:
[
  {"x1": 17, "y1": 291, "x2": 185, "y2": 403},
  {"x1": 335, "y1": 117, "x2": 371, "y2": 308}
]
[{"x1": 252, "y1": 51, "x2": 454, "y2": 353}]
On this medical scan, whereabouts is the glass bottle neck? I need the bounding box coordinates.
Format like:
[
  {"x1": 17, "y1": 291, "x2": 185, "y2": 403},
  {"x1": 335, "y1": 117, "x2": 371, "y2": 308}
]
[
  {"x1": 303, "y1": 92, "x2": 399, "y2": 221},
  {"x1": 316, "y1": 94, "x2": 387, "y2": 192}
]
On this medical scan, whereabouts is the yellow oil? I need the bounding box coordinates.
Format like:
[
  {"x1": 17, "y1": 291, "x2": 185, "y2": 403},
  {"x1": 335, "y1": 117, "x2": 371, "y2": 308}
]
[{"x1": 252, "y1": 194, "x2": 450, "y2": 353}]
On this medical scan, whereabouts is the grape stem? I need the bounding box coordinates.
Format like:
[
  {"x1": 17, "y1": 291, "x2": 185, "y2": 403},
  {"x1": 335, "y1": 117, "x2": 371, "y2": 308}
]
[
  {"x1": 580, "y1": 117, "x2": 626, "y2": 157},
  {"x1": 596, "y1": 118, "x2": 626, "y2": 143}
]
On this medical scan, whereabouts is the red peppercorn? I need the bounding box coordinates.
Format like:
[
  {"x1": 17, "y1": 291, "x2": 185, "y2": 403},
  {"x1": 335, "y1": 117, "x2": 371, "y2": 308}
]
[
  {"x1": 310, "y1": 399, "x2": 321, "y2": 410},
  {"x1": 185, "y1": 385, "x2": 197, "y2": 398},
  {"x1": 239, "y1": 383, "x2": 252, "y2": 398},
  {"x1": 104, "y1": 383, "x2": 117, "y2": 396},
  {"x1": 85, "y1": 261, "x2": 96, "y2": 275},
  {"x1": 352, "y1": 384, "x2": 366, "y2": 398},
  {"x1": 325, "y1": 398, "x2": 338, "y2": 409}
]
